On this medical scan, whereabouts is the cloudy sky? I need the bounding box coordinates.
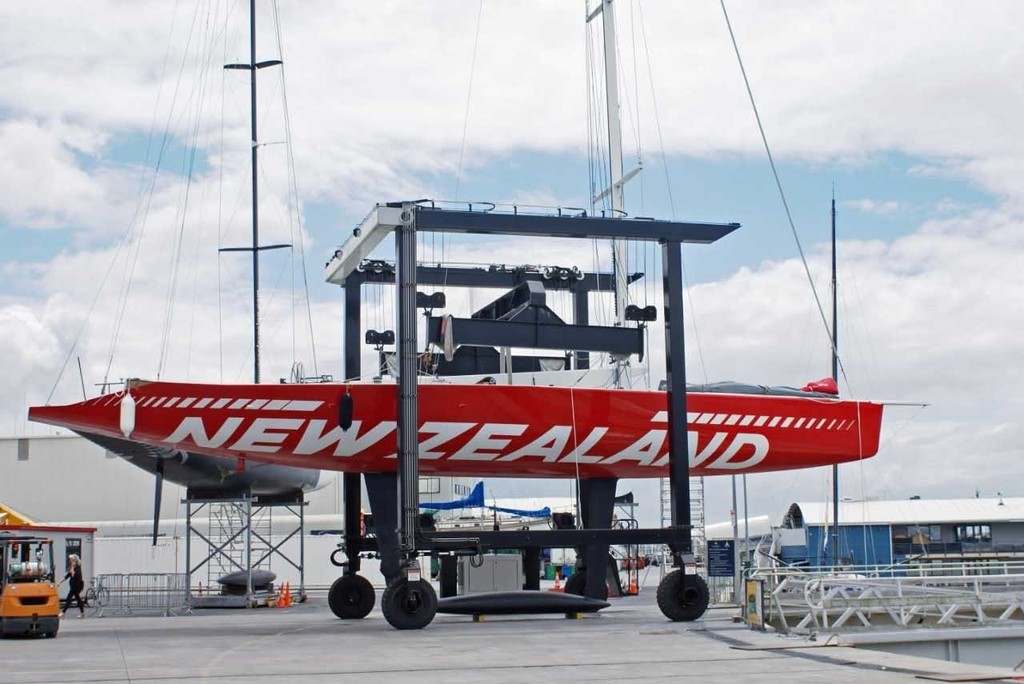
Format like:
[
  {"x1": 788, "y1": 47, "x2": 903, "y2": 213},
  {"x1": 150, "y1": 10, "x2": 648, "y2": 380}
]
[{"x1": 2, "y1": 0, "x2": 1023, "y2": 529}]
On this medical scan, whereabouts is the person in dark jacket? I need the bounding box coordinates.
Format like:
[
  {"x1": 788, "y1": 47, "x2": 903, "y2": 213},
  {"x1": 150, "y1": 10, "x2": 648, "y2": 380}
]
[{"x1": 59, "y1": 554, "x2": 85, "y2": 618}]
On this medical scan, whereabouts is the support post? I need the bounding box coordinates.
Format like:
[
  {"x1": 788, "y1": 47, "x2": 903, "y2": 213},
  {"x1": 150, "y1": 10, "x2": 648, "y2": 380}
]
[
  {"x1": 299, "y1": 495, "x2": 306, "y2": 598},
  {"x1": 440, "y1": 555, "x2": 458, "y2": 597},
  {"x1": 365, "y1": 473, "x2": 401, "y2": 582},
  {"x1": 395, "y1": 204, "x2": 421, "y2": 561},
  {"x1": 245, "y1": 495, "x2": 253, "y2": 602},
  {"x1": 662, "y1": 239, "x2": 692, "y2": 565},
  {"x1": 522, "y1": 548, "x2": 541, "y2": 591},
  {"x1": 185, "y1": 499, "x2": 193, "y2": 601},
  {"x1": 573, "y1": 286, "x2": 590, "y2": 370},
  {"x1": 343, "y1": 280, "x2": 364, "y2": 574},
  {"x1": 579, "y1": 478, "x2": 617, "y2": 599}
]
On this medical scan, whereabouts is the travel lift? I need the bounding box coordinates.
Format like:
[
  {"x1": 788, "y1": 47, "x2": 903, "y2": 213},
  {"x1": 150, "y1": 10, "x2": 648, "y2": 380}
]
[
  {"x1": 323, "y1": 202, "x2": 737, "y2": 629},
  {"x1": 335, "y1": 247, "x2": 643, "y2": 605}
]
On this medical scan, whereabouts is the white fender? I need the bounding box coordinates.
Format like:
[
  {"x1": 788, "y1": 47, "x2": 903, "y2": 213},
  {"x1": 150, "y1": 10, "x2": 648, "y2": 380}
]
[{"x1": 119, "y1": 391, "x2": 137, "y2": 438}]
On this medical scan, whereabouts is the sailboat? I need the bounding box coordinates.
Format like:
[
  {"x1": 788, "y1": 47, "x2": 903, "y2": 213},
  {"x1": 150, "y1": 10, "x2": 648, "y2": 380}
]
[
  {"x1": 28, "y1": 1, "x2": 887, "y2": 628},
  {"x1": 30, "y1": 377, "x2": 882, "y2": 479}
]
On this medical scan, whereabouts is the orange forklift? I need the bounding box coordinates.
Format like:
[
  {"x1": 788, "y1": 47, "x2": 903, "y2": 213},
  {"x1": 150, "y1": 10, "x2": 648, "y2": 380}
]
[{"x1": 0, "y1": 534, "x2": 60, "y2": 637}]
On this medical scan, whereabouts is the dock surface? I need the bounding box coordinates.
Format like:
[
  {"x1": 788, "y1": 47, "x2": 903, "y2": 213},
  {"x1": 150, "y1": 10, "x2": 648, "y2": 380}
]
[{"x1": 2, "y1": 592, "x2": 1019, "y2": 683}]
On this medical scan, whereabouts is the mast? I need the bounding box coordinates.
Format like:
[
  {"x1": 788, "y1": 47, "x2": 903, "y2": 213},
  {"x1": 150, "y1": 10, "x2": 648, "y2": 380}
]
[
  {"x1": 248, "y1": 0, "x2": 260, "y2": 383},
  {"x1": 223, "y1": 0, "x2": 284, "y2": 384},
  {"x1": 600, "y1": 0, "x2": 628, "y2": 327},
  {"x1": 588, "y1": 0, "x2": 638, "y2": 387},
  {"x1": 830, "y1": 192, "x2": 839, "y2": 566}
]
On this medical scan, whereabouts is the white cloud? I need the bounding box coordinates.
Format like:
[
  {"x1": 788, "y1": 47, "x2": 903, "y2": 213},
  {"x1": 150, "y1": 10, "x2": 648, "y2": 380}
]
[
  {"x1": 842, "y1": 199, "x2": 900, "y2": 215},
  {"x1": 5, "y1": 2, "x2": 1024, "y2": 208}
]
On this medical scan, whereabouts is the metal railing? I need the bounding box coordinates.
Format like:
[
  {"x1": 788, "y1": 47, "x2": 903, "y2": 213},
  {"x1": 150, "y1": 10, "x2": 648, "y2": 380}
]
[
  {"x1": 93, "y1": 573, "x2": 191, "y2": 617},
  {"x1": 747, "y1": 560, "x2": 1024, "y2": 634}
]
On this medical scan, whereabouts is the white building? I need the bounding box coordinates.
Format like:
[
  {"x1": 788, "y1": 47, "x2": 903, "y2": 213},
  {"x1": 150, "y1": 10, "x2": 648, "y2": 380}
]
[{"x1": 0, "y1": 434, "x2": 477, "y2": 589}]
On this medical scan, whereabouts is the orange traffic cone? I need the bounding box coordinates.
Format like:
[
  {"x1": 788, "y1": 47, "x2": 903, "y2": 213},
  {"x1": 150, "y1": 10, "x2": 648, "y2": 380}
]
[
  {"x1": 629, "y1": 575, "x2": 638, "y2": 595},
  {"x1": 550, "y1": 572, "x2": 563, "y2": 593},
  {"x1": 284, "y1": 582, "x2": 292, "y2": 607}
]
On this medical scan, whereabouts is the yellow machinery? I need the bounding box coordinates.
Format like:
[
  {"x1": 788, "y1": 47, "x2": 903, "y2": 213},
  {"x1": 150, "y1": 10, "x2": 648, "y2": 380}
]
[
  {"x1": 0, "y1": 502, "x2": 36, "y2": 527},
  {"x1": 0, "y1": 535, "x2": 60, "y2": 638}
]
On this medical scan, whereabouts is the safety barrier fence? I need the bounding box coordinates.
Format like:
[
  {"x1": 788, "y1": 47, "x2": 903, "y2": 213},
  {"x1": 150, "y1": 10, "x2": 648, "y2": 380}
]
[
  {"x1": 93, "y1": 573, "x2": 191, "y2": 617},
  {"x1": 746, "y1": 560, "x2": 1024, "y2": 634}
]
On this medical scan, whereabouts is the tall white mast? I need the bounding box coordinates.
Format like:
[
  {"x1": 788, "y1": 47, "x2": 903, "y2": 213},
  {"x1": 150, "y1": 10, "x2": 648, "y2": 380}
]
[
  {"x1": 600, "y1": 0, "x2": 628, "y2": 326},
  {"x1": 588, "y1": 0, "x2": 638, "y2": 387}
]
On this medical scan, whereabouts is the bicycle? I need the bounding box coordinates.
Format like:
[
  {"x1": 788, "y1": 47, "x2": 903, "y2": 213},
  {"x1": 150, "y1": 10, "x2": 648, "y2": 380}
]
[{"x1": 84, "y1": 576, "x2": 109, "y2": 615}]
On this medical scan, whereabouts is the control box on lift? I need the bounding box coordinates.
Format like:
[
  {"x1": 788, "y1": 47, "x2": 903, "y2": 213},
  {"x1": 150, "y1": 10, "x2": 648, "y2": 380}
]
[
  {"x1": 0, "y1": 535, "x2": 60, "y2": 638},
  {"x1": 459, "y1": 554, "x2": 524, "y2": 594}
]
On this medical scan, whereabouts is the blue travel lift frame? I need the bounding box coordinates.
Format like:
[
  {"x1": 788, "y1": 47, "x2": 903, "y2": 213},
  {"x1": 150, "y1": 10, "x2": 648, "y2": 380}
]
[{"x1": 324, "y1": 201, "x2": 738, "y2": 628}]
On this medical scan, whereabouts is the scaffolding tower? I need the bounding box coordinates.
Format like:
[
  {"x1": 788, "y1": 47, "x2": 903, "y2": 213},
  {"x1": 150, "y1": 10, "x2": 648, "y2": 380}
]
[
  {"x1": 185, "y1": 494, "x2": 306, "y2": 608},
  {"x1": 661, "y1": 477, "x2": 706, "y2": 571}
]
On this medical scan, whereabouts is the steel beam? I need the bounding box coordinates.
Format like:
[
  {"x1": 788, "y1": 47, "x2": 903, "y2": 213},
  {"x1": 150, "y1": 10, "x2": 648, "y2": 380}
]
[
  {"x1": 342, "y1": 263, "x2": 641, "y2": 291},
  {"x1": 395, "y1": 205, "x2": 420, "y2": 558},
  {"x1": 421, "y1": 527, "x2": 691, "y2": 549},
  {"x1": 412, "y1": 206, "x2": 738, "y2": 243},
  {"x1": 662, "y1": 240, "x2": 692, "y2": 562},
  {"x1": 426, "y1": 316, "x2": 644, "y2": 356},
  {"x1": 342, "y1": 281, "x2": 365, "y2": 573}
]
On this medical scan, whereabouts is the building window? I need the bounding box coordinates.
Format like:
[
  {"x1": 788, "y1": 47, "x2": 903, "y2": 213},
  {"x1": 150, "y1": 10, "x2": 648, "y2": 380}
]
[
  {"x1": 418, "y1": 477, "x2": 440, "y2": 495},
  {"x1": 907, "y1": 525, "x2": 941, "y2": 543},
  {"x1": 17, "y1": 439, "x2": 29, "y2": 461},
  {"x1": 955, "y1": 524, "x2": 991, "y2": 543}
]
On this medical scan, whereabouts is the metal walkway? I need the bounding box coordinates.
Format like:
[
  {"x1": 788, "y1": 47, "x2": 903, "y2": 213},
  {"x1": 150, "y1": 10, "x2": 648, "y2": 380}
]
[{"x1": 750, "y1": 561, "x2": 1024, "y2": 635}]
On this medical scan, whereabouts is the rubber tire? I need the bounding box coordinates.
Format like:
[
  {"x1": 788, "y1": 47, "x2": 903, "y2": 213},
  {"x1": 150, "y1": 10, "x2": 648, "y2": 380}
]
[
  {"x1": 381, "y1": 577, "x2": 438, "y2": 630},
  {"x1": 656, "y1": 570, "x2": 710, "y2": 622},
  {"x1": 328, "y1": 575, "x2": 376, "y2": 620},
  {"x1": 563, "y1": 570, "x2": 609, "y2": 600}
]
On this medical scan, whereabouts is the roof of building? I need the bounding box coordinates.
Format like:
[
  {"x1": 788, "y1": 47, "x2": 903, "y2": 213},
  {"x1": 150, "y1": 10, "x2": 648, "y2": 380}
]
[
  {"x1": 786, "y1": 497, "x2": 1024, "y2": 528},
  {"x1": 0, "y1": 524, "x2": 97, "y2": 534},
  {"x1": 705, "y1": 515, "x2": 772, "y2": 540}
]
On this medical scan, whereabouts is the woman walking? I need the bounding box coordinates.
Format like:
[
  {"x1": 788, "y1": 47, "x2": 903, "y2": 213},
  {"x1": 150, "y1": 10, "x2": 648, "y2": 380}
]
[{"x1": 59, "y1": 554, "x2": 85, "y2": 618}]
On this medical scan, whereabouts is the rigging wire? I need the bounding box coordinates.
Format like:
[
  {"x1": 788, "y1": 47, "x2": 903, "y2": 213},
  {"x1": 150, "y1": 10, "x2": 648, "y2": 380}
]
[
  {"x1": 453, "y1": 0, "x2": 484, "y2": 202},
  {"x1": 635, "y1": 0, "x2": 708, "y2": 384},
  {"x1": 104, "y1": 0, "x2": 202, "y2": 387},
  {"x1": 585, "y1": 0, "x2": 613, "y2": 347},
  {"x1": 158, "y1": 12, "x2": 213, "y2": 378},
  {"x1": 44, "y1": 0, "x2": 188, "y2": 400},
  {"x1": 719, "y1": 0, "x2": 850, "y2": 392},
  {"x1": 272, "y1": 0, "x2": 319, "y2": 377}
]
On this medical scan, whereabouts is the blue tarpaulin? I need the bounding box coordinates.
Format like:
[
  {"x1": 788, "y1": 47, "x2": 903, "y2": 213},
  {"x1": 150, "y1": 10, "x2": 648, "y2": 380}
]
[
  {"x1": 419, "y1": 481, "x2": 485, "y2": 511},
  {"x1": 490, "y1": 504, "x2": 551, "y2": 518},
  {"x1": 420, "y1": 482, "x2": 551, "y2": 518}
]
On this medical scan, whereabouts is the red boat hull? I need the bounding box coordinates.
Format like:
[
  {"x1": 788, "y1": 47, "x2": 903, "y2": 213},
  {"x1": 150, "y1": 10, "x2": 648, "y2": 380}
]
[{"x1": 29, "y1": 380, "x2": 883, "y2": 479}]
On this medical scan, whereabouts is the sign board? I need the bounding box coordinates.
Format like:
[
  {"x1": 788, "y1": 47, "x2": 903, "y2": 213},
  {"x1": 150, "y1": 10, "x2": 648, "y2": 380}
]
[
  {"x1": 707, "y1": 539, "x2": 735, "y2": 577},
  {"x1": 744, "y1": 579, "x2": 765, "y2": 630}
]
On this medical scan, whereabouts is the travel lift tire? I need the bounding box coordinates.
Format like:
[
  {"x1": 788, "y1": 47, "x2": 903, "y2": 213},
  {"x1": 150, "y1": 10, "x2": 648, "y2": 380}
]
[
  {"x1": 328, "y1": 575, "x2": 376, "y2": 620},
  {"x1": 381, "y1": 577, "x2": 438, "y2": 630},
  {"x1": 656, "y1": 570, "x2": 710, "y2": 622}
]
